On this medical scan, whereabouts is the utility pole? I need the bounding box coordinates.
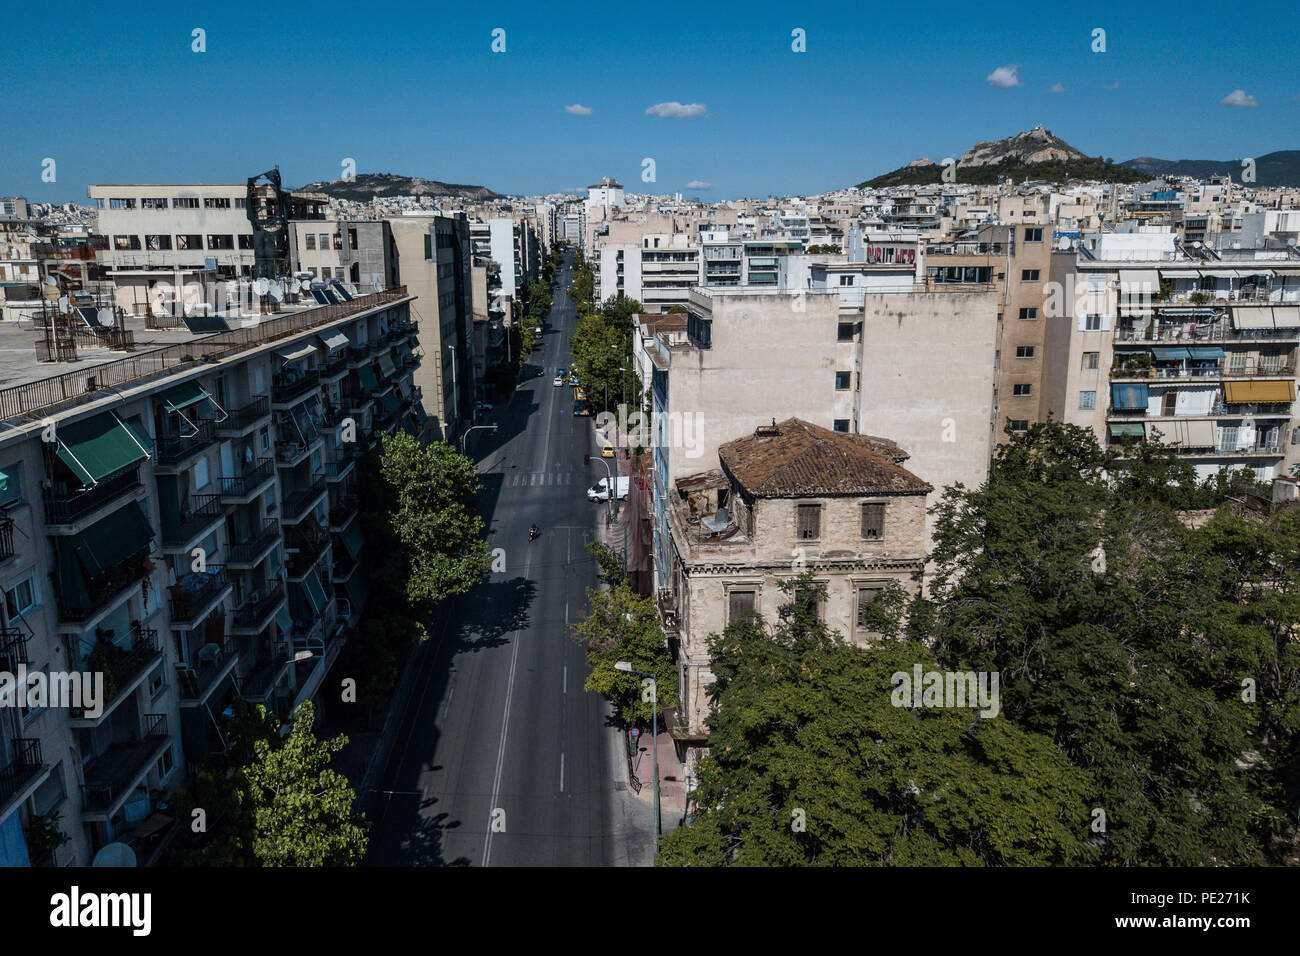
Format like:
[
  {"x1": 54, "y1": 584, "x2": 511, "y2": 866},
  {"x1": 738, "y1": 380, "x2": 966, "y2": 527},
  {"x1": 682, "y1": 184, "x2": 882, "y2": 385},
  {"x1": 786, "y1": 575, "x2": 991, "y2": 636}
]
[{"x1": 615, "y1": 662, "x2": 659, "y2": 859}]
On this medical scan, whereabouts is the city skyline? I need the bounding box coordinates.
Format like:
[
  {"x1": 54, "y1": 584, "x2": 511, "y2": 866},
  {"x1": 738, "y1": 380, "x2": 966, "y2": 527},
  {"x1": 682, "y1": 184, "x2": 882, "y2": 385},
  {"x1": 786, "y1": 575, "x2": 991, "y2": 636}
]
[{"x1": 2, "y1": 0, "x2": 1296, "y2": 202}]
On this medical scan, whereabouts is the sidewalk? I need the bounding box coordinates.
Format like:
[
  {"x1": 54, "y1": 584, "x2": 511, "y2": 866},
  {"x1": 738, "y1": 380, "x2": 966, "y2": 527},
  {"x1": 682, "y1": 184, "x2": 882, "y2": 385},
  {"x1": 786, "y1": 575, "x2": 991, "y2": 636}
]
[{"x1": 627, "y1": 723, "x2": 689, "y2": 835}]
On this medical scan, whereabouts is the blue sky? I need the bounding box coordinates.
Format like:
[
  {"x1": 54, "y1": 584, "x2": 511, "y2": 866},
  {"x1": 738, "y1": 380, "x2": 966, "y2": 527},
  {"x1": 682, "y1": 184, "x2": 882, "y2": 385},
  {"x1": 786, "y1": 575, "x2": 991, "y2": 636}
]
[{"x1": 1, "y1": 0, "x2": 1296, "y2": 202}]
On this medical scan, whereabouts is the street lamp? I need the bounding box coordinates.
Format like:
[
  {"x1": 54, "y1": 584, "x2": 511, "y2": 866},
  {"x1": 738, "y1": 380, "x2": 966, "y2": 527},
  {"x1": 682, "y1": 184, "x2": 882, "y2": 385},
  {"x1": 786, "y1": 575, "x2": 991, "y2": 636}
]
[
  {"x1": 585, "y1": 453, "x2": 615, "y2": 521},
  {"x1": 460, "y1": 424, "x2": 497, "y2": 455},
  {"x1": 615, "y1": 661, "x2": 660, "y2": 858}
]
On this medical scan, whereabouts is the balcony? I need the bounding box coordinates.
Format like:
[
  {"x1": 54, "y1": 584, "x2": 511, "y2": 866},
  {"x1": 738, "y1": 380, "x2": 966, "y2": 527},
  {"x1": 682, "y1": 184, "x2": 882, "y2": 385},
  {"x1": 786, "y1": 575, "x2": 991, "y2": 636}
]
[
  {"x1": 282, "y1": 477, "x2": 327, "y2": 525},
  {"x1": 168, "y1": 567, "x2": 231, "y2": 627},
  {"x1": 161, "y1": 493, "x2": 224, "y2": 551},
  {"x1": 43, "y1": 466, "x2": 143, "y2": 529},
  {"x1": 239, "y1": 642, "x2": 290, "y2": 703},
  {"x1": 220, "y1": 457, "x2": 275, "y2": 503},
  {"x1": 0, "y1": 516, "x2": 12, "y2": 564},
  {"x1": 215, "y1": 396, "x2": 270, "y2": 436},
  {"x1": 227, "y1": 519, "x2": 281, "y2": 568},
  {"x1": 155, "y1": 420, "x2": 217, "y2": 469},
  {"x1": 1114, "y1": 321, "x2": 1300, "y2": 345},
  {"x1": 329, "y1": 494, "x2": 359, "y2": 530},
  {"x1": 323, "y1": 455, "x2": 356, "y2": 483},
  {"x1": 0, "y1": 739, "x2": 46, "y2": 818},
  {"x1": 1110, "y1": 361, "x2": 1297, "y2": 381},
  {"x1": 231, "y1": 582, "x2": 286, "y2": 633},
  {"x1": 0, "y1": 627, "x2": 28, "y2": 670},
  {"x1": 56, "y1": 552, "x2": 152, "y2": 626},
  {"x1": 285, "y1": 525, "x2": 329, "y2": 578},
  {"x1": 271, "y1": 369, "x2": 321, "y2": 407},
  {"x1": 176, "y1": 636, "x2": 239, "y2": 705},
  {"x1": 275, "y1": 436, "x2": 323, "y2": 469},
  {"x1": 72, "y1": 627, "x2": 163, "y2": 724},
  {"x1": 80, "y1": 714, "x2": 170, "y2": 821}
]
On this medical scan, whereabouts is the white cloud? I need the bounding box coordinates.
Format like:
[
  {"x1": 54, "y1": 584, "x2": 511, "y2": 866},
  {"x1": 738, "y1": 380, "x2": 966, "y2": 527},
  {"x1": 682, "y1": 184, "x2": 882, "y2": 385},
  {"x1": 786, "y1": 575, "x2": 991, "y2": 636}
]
[
  {"x1": 1103, "y1": 80, "x2": 1122, "y2": 90},
  {"x1": 986, "y1": 66, "x2": 1020, "y2": 90},
  {"x1": 685, "y1": 180, "x2": 712, "y2": 189},
  {"x1": 564, "y1": 103, "x2": 593, "y2": 115},
  {"x1": 1220, "y1": 89, "x2": 1259, "y2": 108},
  {"x1": 646, "y1": 101, "x2": 707, "y2": 119},
  {"x1": 1047, "y1": 82, "x2": 1064, "y2": 94}
]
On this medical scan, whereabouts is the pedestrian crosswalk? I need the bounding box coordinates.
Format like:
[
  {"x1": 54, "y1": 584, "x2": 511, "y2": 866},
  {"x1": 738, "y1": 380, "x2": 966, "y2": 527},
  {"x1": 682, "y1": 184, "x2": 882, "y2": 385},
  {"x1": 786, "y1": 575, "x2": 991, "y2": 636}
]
[{"x1": 500, "y1": 468, "x2": 585, "y2": 487}]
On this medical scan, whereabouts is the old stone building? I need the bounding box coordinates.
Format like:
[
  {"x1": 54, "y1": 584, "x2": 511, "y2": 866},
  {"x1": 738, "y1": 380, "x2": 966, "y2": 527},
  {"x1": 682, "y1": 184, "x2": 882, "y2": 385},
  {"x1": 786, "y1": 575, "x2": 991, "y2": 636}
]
[{"x1": 659, "y1": 418, "x2": 931, "y2": 771}]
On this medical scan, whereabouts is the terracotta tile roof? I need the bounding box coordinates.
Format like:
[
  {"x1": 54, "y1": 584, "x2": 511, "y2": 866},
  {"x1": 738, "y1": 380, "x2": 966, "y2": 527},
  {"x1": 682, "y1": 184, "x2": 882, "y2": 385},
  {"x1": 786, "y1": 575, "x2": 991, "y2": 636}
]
[{"x1": 718, "y1": 418, "x2": 932, "y2": 498}]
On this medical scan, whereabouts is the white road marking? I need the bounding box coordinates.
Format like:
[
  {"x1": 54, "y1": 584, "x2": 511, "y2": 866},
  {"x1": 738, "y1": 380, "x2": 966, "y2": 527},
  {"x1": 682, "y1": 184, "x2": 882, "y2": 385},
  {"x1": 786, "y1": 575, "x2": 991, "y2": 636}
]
[
  {"x1": 560, "y1": 752, "x2": 565, "y2": 793},
  {"x1": 482, "y1": 558, "x2": 528, "y2": 867}
]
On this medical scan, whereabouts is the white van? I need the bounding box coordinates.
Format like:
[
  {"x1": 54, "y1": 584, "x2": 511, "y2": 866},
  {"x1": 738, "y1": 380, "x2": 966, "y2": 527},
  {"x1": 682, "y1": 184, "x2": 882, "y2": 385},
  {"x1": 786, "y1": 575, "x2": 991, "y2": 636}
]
[{"x1": 587, "y1": 476, "x2": 630, "y2": 502}]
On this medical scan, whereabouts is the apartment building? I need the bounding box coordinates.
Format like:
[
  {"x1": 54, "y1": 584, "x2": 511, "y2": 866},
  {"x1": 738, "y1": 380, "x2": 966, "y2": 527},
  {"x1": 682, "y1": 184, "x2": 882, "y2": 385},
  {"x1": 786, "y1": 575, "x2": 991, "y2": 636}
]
[
  {"x1": 0, "y1": 285, "x2": 423, "y2": 866},
  {"x1": 657, "y1": 419, "x2": 930, "y2": 770},
  {"x1": 288, "y1": 218, "x2": 399, "y2": 290},
  {"x1": 1044, "y1": 233, "x2": 1300, "y2": 479},
  {"x1": 595, "y1": 239, "x2": 699, "y2": 311}
]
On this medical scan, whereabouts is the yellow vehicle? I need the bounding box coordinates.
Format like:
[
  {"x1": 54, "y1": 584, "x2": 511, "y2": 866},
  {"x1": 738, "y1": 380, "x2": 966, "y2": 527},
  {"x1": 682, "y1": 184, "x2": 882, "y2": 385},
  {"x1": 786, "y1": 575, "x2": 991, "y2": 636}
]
[
  {"x1": 601, "y1": 443, "x2": 615, "y2": 458},
  {"x1": 573, "y1": 387, "x2": 587, "y2": 401}
]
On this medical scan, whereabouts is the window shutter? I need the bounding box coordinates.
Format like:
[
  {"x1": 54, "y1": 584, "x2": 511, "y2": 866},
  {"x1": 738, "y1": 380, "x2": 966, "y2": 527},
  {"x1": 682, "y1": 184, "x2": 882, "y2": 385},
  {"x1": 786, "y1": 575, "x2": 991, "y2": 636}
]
[{"x1": 1077, "y1": 313, "x2": 1088, "y2": 331}]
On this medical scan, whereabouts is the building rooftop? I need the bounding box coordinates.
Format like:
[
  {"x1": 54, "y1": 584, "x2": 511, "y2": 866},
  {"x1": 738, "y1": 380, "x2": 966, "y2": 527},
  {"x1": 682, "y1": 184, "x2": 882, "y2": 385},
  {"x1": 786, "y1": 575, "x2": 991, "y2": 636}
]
[{"x1": 718, "y1": 418, "x2": 932, "y2": 498}]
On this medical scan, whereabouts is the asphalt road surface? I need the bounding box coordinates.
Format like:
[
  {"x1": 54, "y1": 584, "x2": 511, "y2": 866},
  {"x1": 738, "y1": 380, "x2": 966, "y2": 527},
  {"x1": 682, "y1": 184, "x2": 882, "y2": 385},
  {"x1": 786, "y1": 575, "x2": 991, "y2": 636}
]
[{"x1": 367, "y1": 250, "x2": 654, "y2": 866}]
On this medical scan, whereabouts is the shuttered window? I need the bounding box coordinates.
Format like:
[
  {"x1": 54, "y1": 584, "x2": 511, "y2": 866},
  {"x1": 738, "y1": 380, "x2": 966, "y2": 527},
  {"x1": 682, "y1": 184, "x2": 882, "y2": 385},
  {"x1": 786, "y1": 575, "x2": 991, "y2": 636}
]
[
  {"x1": 861, "y1": 503, "x2": 885, "y2": 539},
  {"x1": 796, "y1": 504, "x2": 821, "y2": 540},
  {"x1": 727, "y1": 590, "x2": 755, "y2": 623}
]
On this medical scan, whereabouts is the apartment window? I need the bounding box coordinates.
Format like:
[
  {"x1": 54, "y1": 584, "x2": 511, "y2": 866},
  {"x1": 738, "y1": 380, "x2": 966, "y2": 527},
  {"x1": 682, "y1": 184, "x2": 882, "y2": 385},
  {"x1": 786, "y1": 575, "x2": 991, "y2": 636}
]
[
  {"x1": 176, "y1": 234, "x2": 202, "y2": 250},
  {"x1": 321, "y1": 267, "x2": 332, "y2": 280},
  {"x1": 207, "y1": 235, "x2": 234, "y2": 250},
  {"x1": 1015, "y1": 345, "x2": 1035, "y2": 359},
  {"x1": 333, "y1": 234, "x2": 343, "y2": 250},
  {"x1": 727, "y1": 589, "x2": 756, "y2": 623},
  {"x1": 1079, "y1": 390, "x2": 1097, "y2": 409},
  {"x1": 1084, "y1": 314, "x2": 1102, "y2": 331},
  {"x1": 1021, "y1": 269, "x2": 1040, "y2": 281},
  {"x1": 1019, "y1": 307, "x2": 1038, "y2": 320},
  {"x1": 796, "y1": 503, "x2": 821, "y2": 540},
  {"x1": 856, "y1": 587, "x2": 883, "y2": 631},
  {"x1": 861, "y1": 502, "x2": 886, "y2": 539},
  {"x1": 308, "y1": 267, "x2": 318, "y2": 278},
  {"x1": 1013, "y1": 383, "x2": 1033, "y2": 397},
  {"x1": 793, "y1": 585, "x2": 822, "y2": 619},
  {"x1": 148, "y1": 662, "x2": 167, "y2": 698},
  {"x1": 1008, "y1": 419, "x2": 1030, "y2": 432},
  {"x1": 305, "y1": 234, "x2": 316, "y2": 250},
  {"x1": 235, "y1": 198, "x2": 247, "y2": 209},
  {"x1": 835, "y1": 371, "x2": 852, "y2": 390},
  {"x1": 1024, "y1": 227, "x2": 1043, "y2": 242},
  {"x1": 203, "y1": 197, "x2": 231, "y2": 209},
  {"x1": 108, "y1": 198, "x2": 136, "y2": 209},
  {"x1": 5, "y1": 576, "x2": 37, "y2": 617},
  {"x1": 1082, "y1": 351, "x2": 1100, "y2": 370},
  {"x1": 238, "y1": 234, "x2": 254, "y2": 250},
  {"x1": 144, "y1": 234, "x2": 172, "y2": 252},
  {"x1": 318, "y1": 234, "x2": 330, "y2": 249},
  {"x1": 837, "y1": 322, "x2": 855, "y2": 341},
  {"x1": 174, "y1": 196, "x2": 200, "y2": 209},
  {"x1": 839, "y1": 274, "x2": 854, "y2": 286},
  {"x1": 1088, "y1": 274, "x2": 1107, "y2": 294},
  {"x1": 0, "y1": 463, "x2": 21, "y2": 509},
  {"x1": 833, "y1": 419, "x2": 850, "y2": 433},
  {"x1": 142, "y1": 197, "x2": 169, "y2": 210},
  {"x1": 156, "y1": 746, "x2": 175, "y2": 780},
  {"x1": 348, "y1": 229, "x2": 358, "y2": 249},
  {"x1": 113, "y1": 235, "x2": 141, "y2": 251}
]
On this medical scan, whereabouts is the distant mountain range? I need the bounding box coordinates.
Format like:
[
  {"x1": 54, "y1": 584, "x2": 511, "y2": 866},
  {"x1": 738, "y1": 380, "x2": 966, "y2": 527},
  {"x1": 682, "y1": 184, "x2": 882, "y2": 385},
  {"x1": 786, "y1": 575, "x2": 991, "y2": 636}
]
[
  {"x1": 858, "y1": 126, "x2": 1146, "y2": 188},
  {"x1": 1120, "y1": 151, "x2": 1300, "y2": 187},
  {"x1": 294, "y1": 172, "x2": 503, "y2": 201}
]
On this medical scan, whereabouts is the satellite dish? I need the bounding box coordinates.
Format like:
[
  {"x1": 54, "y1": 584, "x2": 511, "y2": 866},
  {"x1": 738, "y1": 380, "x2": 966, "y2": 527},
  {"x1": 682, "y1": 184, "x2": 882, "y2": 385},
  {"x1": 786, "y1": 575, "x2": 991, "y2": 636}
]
[
  {"x1": 372, "y1": 279, "x2": 382, "y2": 292},
  {"x1": 43, "y1": 274, "x2": 58, "y2": 288},
  {"x1": 269, "y1": 283, "x2": 283, "y2": 301},
  {"x1": 97, "y1": 308, "x2": 114, "y2": 327},
  {"x1": 92, "y1": 842, "x2": 138, "y2": 867},
  {"x1": 254, "y1": 278, "x2": 269, "y2": 296},
  {"x1": 1204, "y1": 239, "x2": 1215, "y2": 249},
  {"x1": 58, "y1": 296, "x2": 70, "y2": 314}
]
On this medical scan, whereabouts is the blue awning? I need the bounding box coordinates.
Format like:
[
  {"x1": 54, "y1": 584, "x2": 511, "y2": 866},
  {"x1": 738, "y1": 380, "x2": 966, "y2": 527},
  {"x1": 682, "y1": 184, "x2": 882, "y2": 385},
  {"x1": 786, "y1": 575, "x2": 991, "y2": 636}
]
[
  {"x1": 1112, "y1": 383, "x2": 1149, "y2": 410},
  {"x1": 1188, "y1": 346, "x2": 1225, "y2": 360},
  {"x1": 1151, "y1": 346, "x2": 1190, "y2": 361}
]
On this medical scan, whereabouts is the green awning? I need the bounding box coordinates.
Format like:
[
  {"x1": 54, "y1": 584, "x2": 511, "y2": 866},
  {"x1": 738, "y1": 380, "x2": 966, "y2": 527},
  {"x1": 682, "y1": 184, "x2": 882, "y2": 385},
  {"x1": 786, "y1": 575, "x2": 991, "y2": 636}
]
[
  {"x1": 161, "y1": 380, "x2": 210, "y2": 413},
  {"x1": 341, "y1": 523, "x2": 363, "y2": 560},
  {"x1": 304, "y1": 571, "x2": 328, "y2": 613},
  {"x1": 0, "y1": 470, "x2": 7, "y2": 493},
  {"x1": 357, "y1": 365, "x2": 380, "y2": 392},
  {"x1": 1188, "y1": 346, "x2": 1225, "y2": 360},
  {"x1": 1109, "y1": 423, "x2": 1145, "y2": 438},
  {"x1": 376, "y1": 353, "x2": 397, "y2": 379},
  {"x1": 276, "y1": 605, "x2": 294, "y2": 637},
  {"x1": 55, "y1": 411, "x2": 151, "y2": 486},
  {"x1": 1151, "y1": 346, "x2": 1191, "y2": 361},
  {"x1": 401, "y1": 415, "x2": 419, "y2": 437},
  {"x1": 396, "y1": 343, "x2": 414, "y2": 364},
  {"x1": 379, "y1": 393, "x2": 401, "y2": 416},
  {"x1": 67, "y1": 501, "x2": 154, "y2": 577},
  {"x1": 1111, "y1": 383, "x2": 1149, "y2": 411}
]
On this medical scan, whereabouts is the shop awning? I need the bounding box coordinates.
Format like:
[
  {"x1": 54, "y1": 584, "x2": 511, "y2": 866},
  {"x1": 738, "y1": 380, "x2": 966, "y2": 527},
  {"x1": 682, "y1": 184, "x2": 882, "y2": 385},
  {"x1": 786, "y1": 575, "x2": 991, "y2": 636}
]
[
  {"x1": 1188, "y1": 347, "x2": 1225, "y2": 360},
  {"x1": 357, "y1": 365, "x2": 380, "y2": 392},
  {"x1": 320, "y1": 331, "x2": 349, "y2": 352},
  {"x1": 67, "y1": 501, "x2": 154, "y2": 577},
  {"x1": 1151, "y1": 346, "x2": 1190, "y2": 361},
  {"x1": 341, "y1": 523, "x2": 364, "y2": 560},
  {"x1": 55, "y1": 411, "x2": 152, "y2": 486},
  {"x1": 376, "y1": 353, "x2": 397, "y2": 379},
  {"x1": 1111, "y1": 383, "x2": 1149, "y2": 410},
  {"x1": 1109, "y1": 423, "x2": 1145, "y2": 438},
  {"x1": 276, "y1": 342, "x2": 317, "y2": 363},
  {"x1": 1223, "y1": 380, "x2": 1296, "y2": 403},
  {"x1": 1232, "y1": 308, "x2": 1274, "y2": 330}
]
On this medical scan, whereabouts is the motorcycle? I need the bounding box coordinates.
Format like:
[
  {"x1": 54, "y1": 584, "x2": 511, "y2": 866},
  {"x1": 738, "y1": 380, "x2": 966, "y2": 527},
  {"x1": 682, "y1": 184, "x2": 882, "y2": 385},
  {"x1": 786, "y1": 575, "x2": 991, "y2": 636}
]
[{"x1": 529, "y1": 525, "x2": 540, "y2": 542}]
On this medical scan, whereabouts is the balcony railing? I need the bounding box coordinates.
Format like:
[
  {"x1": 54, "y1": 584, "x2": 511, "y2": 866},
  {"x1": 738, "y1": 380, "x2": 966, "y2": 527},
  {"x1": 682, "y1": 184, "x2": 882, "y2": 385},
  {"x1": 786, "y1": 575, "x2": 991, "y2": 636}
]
[
  {"x1": 215, "y1": 396, "x2": 270, "y2": 434},
  {"x1": 329, "y1": 493, "x2": 359, "y2": 529},
  {"x1": 168, "y1": 567, "x2": 229, "y2": 623},
  {"x1": 282, "y1": 477, "x2": 327, "y2": 523},
  {"x1": 227, "y1": 519, "x2": 280, "y2": 566},
  {"x1": 0, "y1": 738, "x2": 43, "y2": 808},
  {"x1": 220, "y1": 457, "x2": 274, "y2": 498},
  {"x1": 74, "y1": 627, "x2": 162, "y2": 719},
  {"x1": 286, "y1": 525, "x2": 329, "y2": 576},
  {"x1": 241, "y1": 642, "x2": 290, "y2": 701},
  {"x1": 1110, "y1": 362, "x2": 1297, "y2": 381},
  {"x1": 0, "y1": 627, "x2": 28, "y2": 669},
  {"x1": 155, "y1": 420, "x2": 216, "y2": 467},
  {"x1": 177, "y1": 635, "x2": 236, "y2": 701},
  {"x1": 1115, "y1": 323, "x2": 1300, "y2": 344},
  {"x1": 162, "y1": 494, "x2": 224, "y2": 547},
  {"x1": 80, "y1": 715, "x2": 168, "y2": 813},
  {"x1": 233, "y1": 582, "x2": 286, "y2": 629},
  {"x1": 271, "y1": 369, "x2": 321, "y2": 405},
  {"x1": 43, "y1": 465, "x2": 141, "y2": 525},
  {"x1": 57, "y1": 552, "x2": 152, "y2": 623},
  {"x1": 0, "y1": 516, "x2": 12, "y2": 563}
]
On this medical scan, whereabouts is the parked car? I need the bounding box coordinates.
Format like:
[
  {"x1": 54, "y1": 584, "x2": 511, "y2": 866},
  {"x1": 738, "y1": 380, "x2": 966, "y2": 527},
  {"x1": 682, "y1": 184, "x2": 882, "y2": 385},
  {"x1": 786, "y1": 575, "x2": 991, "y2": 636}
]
[
  {"x1": 600, "y1": 443, "x2": 615, "y2": 458},
  {"x1": 573, "y1": 401, "x2": 593, "y2": 416},
  {"x1": 587, "y1": 476, "x2": 630, "y2": 502},
  {"x1": 553, "y1": 375, "x2": 564, "y2": 386},
  {"x1": 557, "y1": 366, "x2": 567, "y2": 377},
  {"x1": 573, "y1": 387, "x2": 587, "y2": 401}
]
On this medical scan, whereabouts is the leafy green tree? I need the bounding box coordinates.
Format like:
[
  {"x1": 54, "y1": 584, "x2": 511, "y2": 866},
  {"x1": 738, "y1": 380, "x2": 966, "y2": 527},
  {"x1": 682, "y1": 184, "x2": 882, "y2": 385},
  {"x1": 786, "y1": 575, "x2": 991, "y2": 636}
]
[
  {"x1": 660, "y1": 576, "x2": 1096, "y2": 866},
  {"x1": 586, "y1": 540, "x2": 626, "y2": 587},
  {"x1": 572, "y1": 584, "x2": 676, "y2": 724}
]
